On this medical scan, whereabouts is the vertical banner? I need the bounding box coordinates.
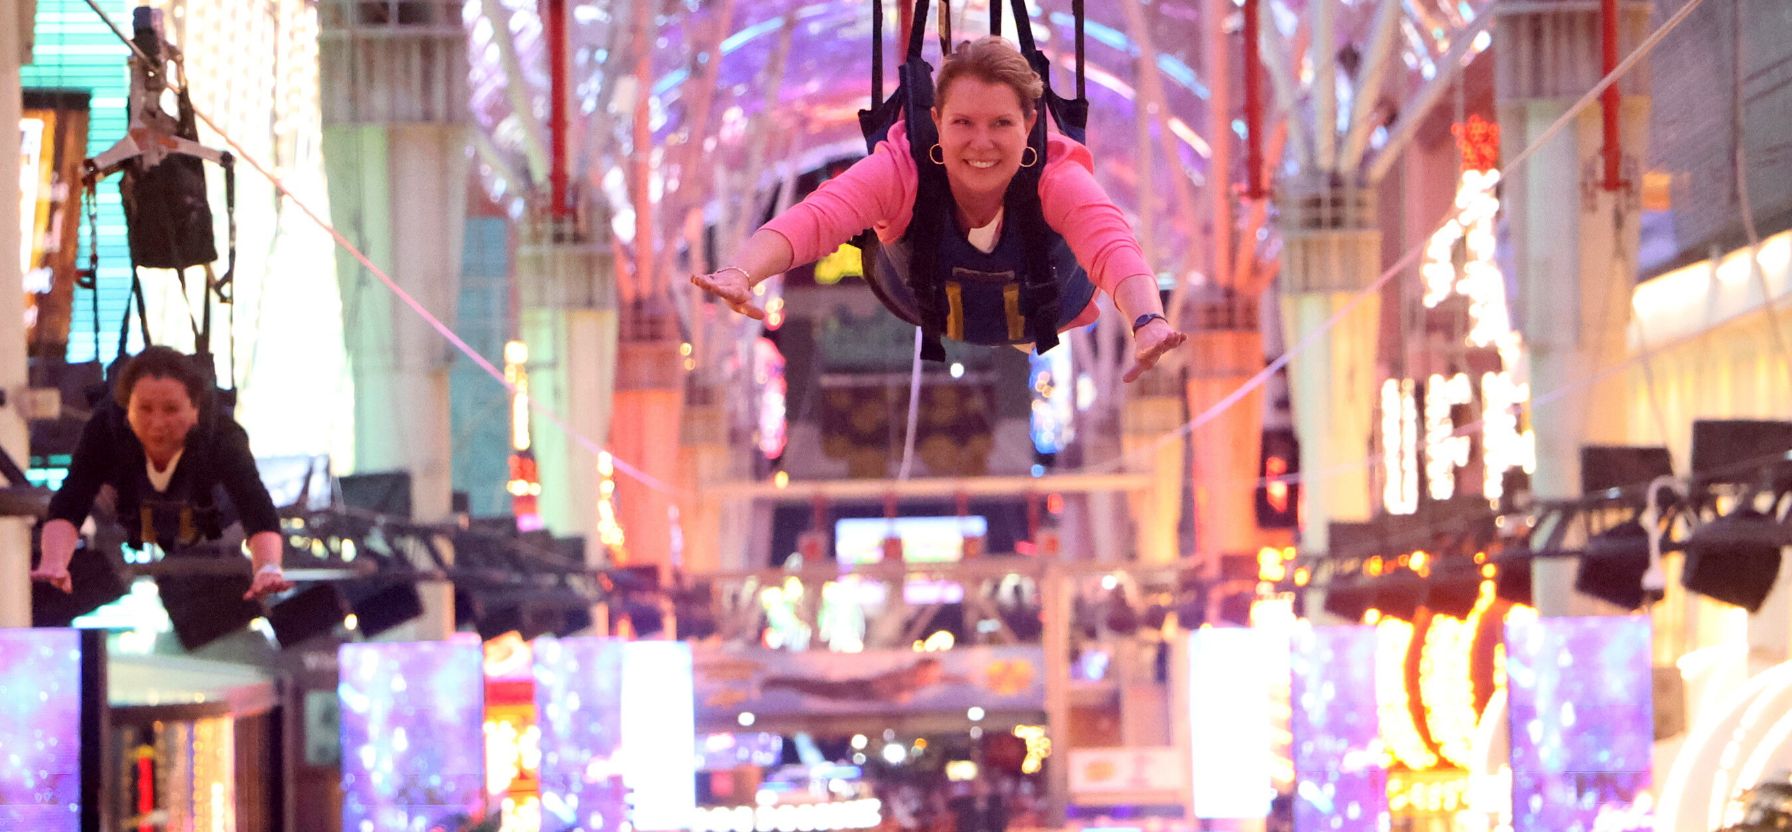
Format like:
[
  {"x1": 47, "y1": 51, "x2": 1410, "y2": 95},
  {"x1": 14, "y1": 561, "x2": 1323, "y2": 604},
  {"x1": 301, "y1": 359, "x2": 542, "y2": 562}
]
[
  {"x1": 1290, "y1": 625, "x2": 1388, "y2": 831},
  {"x1": 621, "y1": 641, "x2": 697, "y2": 830},
  {"x1": 339, "y1": 640, "x2": 486, "y2": 831},
  {"x1": 1505, "y1": 616, "x2": 1653, "y2": 832},
  {"x1": 0, "y1": 629, "x2": 86, "y2": 832},
  {"x1": 533, "y1": 637, "x2": 627, "y2": 832},
  {"x1": 1187, "y1": 627, "x2": 1276, "y2": 819}
]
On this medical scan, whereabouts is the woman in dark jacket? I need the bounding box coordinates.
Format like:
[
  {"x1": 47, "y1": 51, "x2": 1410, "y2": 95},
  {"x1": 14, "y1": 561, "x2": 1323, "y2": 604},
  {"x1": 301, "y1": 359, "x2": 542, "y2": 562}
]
[{"x1": 30, "y1": 346, "x2": 291, "y2": 600}]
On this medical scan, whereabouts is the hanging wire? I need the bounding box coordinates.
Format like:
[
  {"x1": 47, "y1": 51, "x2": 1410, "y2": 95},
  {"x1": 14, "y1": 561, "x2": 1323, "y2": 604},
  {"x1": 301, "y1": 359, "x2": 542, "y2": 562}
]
[{"x1": 896, "y1": 328, "x2": 925, "y2": 481}]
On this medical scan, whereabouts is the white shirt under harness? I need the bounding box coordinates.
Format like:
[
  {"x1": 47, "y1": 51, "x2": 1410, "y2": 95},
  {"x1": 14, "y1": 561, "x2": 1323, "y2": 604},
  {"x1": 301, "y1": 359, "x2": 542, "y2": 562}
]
[
  {"x1": 146, "y1": 449, "x2": 184, "y2": 493},
  {"x1": 966, "y1": 208, "x2": 1004, "y2": 254}
]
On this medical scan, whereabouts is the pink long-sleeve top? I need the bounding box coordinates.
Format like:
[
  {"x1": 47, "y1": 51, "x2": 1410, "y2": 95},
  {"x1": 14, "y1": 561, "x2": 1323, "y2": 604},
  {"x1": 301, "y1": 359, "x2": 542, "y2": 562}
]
[{"x1": 761, "y1": 117, "x2": 1154, "y2": 328}]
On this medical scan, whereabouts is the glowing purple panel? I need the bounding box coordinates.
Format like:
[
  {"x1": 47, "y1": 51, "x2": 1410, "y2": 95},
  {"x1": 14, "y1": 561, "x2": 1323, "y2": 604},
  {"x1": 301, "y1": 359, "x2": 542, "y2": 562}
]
[
  {"x1": 0, "y1": 629, "x2": 83, "y2": 832},
  {"x1": 339, "y1": 639, "x2": 486, "y2": 831},
  {"x1": 1290, "y1": 626, "x2": 1388, "y2": 831},
  {"x1": 532, "y1": 637, "x2": 627, "y2": 832},
  {"x1": 1504, "y1": 616, "x2": 1653, "y2": 832}
]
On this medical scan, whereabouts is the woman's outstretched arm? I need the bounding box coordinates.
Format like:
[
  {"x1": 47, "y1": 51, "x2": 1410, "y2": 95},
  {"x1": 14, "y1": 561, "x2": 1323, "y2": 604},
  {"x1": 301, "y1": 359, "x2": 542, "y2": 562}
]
[
  {"x1": 1109, "y1": 274, "x2": 1188, "y2": 383},
  {"x1": 693, "y1": 130, "x2": 915, "y2": 319},
  {"x1": 688, "y1": 229, "x2": 796, "y2": 320}
]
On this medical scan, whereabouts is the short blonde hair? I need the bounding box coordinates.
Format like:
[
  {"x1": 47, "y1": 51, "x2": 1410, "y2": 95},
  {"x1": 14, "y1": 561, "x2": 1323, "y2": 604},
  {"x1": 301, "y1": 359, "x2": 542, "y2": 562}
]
[{"x1": 935, "y1": 36, "x2": 1043, "y2": 112}]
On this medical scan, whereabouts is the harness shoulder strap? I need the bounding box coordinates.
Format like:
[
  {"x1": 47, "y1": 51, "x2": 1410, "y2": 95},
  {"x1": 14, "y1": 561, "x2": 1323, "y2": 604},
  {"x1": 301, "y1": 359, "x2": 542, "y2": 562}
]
[
  {"x1": 1001, "y1": 0, "x2": 1092, "y2": 354},
  {"x1": 902, "y1": 59, "x2": 950, "y2": 363}
]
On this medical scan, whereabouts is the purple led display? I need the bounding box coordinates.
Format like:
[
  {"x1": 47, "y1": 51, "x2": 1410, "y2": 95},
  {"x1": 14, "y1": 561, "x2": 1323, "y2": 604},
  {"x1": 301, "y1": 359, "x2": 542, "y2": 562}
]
[
  {"x1": 339, "y1": 639, "x2": 487, "y2": 831},
  {"x1": 1290, "y1": 626, "x2": 1388, "y2": 831},
  {"x1": 1504, "y1": 616, "x2": 1653, "y2": 832},
  {"x1": 532, "y1": 637, "x2": 628, "y2": 832},
  {"x1": 0, "y1": 629, "x2": 84, "y2": 832}
]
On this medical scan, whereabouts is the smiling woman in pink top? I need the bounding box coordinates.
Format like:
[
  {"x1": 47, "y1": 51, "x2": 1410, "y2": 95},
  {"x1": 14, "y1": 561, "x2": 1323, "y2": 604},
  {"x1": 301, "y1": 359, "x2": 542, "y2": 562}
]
[{"x1": 692, "y1": 36, "x2": 1186, "y2": 383}]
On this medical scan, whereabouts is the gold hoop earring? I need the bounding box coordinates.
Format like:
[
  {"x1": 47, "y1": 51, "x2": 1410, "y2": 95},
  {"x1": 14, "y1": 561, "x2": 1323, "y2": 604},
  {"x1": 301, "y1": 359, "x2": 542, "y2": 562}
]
[
  {"x1": 929, "y1": 144, "x2": 945, "y2": 166},
  {"x1": 1020, "y1": 147, "x2": 1040, "y2": 168}
]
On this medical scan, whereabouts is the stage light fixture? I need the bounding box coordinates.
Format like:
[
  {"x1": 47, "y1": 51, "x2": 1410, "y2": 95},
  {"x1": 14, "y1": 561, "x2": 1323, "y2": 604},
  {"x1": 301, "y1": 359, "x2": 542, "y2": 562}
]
[
  {"x1": 268, "y1": 584, "x2": 351, "y2": 647},
  {"x1": 1425, "y1": 561, "x2": 1482, "y2": 618},
  {"x1": 1103, "y1": 592, "x2": 1141, "y2": 634},
  {"x1": 1681, "y1": 508, "x2": 1786, "y2": 612},
  {"x1": 1374, "y1": 570, "x2": 1425, "y2": 621},
  {"x1": 1496, "y1": 562, "x2": 1532, "y2": 606},
  {"x1": 463, "y1": 588, "x2": 595, "y2": 642},
  {"x1": 1170, "y1": 594, "x2": 1206, "y2": 629},
  {"x1": 1214, "y1": 592, "x2": 1254, "y2": 626},
  {"x1": 336, "y1": 471, "x2": 414, "y2": 518},
  {"x1": 155, "y1": 549, "x2": 263, "y2": 651},
  {"x1": 1321, "y1": 578, "x2": 1376, "y2": 622},
  {"x1": 345, "y1": 580, "x2": 426, "y2": 638},
  {"x1": 1574, "y1": 520, "x2": 1656, "y2": 610}
]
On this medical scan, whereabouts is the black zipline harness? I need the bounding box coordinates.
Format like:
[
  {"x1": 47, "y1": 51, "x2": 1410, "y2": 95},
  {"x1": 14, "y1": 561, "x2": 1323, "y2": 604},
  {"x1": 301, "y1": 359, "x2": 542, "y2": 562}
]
[
  {"x1": 78, "y1": 7, "x2": 239, "y2": 388},
  {"x1": 856, "y1": 0, "x2": 1090, "y2": 362},
  {"x1": 107, "y1": 397, "x2": 231, "y2": 549},
  {"x1": 70, "y1": 8, "x2": 239, "y2": 547}
]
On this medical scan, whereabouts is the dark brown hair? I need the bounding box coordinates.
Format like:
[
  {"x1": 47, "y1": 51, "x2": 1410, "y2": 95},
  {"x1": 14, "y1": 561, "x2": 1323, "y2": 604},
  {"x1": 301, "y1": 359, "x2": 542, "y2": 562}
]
[
  {"x1": 114, "y1": 346, "x2": 209, "y2": 409},
  {"x1": 935, "y1": 36, "x2": 1043, "y2": 112}
]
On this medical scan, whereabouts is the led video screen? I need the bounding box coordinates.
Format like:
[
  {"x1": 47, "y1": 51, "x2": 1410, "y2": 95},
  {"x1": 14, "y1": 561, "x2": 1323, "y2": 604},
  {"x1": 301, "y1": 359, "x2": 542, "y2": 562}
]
[
  {"x1": 1505, "y1": 616, "x2": 1653, "y2": 832},
  {"x1": 0, "y1": 629, "x2": 91, "y2": 832},
  {"x1": 339, "y1": 640, "x2": 486, "y2": 830},
  {"x1": 532, "y1": 637, "x2": 627, "y2": 832},
  {"x1": 1290, "y1": 625, "x2": 1388, "y2": 831},
  {"x1": 835, "y1": 516, "x2": 988, "y2": 564},
  {"x1": 533, "y1": 638, "x2": 695, "y2": 832}
]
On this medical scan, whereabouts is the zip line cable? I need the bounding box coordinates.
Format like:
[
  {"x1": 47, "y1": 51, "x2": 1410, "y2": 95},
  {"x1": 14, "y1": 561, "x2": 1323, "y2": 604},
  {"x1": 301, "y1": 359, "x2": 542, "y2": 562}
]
[
  {"x1": 78, "y1": 0, "x2": 678, "y2": 497},
  {"x1": 1077, "y1": 0, "x2": 1712, "y2": 477},
  {"x1": 75, "y1": 0, "x2": 1714, "y2": 509}
]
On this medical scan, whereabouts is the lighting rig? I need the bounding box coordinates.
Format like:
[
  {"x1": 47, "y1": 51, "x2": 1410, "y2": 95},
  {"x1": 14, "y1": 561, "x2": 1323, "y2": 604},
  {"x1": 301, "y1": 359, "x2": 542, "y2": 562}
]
[{"x1": 1278, "y1": 419, "x2": 1792, "y2": 622}]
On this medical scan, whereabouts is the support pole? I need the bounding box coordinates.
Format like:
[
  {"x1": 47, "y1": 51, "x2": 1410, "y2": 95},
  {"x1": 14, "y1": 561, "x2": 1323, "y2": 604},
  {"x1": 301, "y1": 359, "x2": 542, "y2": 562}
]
[
  {"x1": 1204, "y1": 0, "x2": 1233, "y2": 292},
  {"x1": 0, "y1": 0, "x2": 32, "y2": 628},
  {"x1": 1185, "y1": 293, "x2": 1272, "y2": 567},
  {"x1": 1277, "y1": 184, "x2": 1381, "y2": 555},
  {"x1": 320, "y1": 0, "x2": 471, "y2": 639},
  {"x1": 1243, "y1": 0, "x2": 1266, "y2": 200},
  {"x1": 627, "y1": 0, "x2": 656, "y2": 303},
  {"x1": 1495, "y1": 0, "x2": 1652, "y2": 615},
  {"x1": 546, "y1": 0, "x2": 569, "y2": 217},
  {"x1": 1600, "y1": 0, "x2": 1622, "y2": 191},
  {"x1": 1042, "y1": 564, "x2": 1072, "y2": 824},
  {"x1": 1310, "y1": 0, "x2": 1337, "y2": 173}
]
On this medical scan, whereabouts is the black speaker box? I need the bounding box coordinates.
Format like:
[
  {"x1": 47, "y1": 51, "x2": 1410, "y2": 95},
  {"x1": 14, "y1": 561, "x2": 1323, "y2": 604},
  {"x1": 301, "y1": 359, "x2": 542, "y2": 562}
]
[
  {"x1": 1581, "y1": 446, "x2": 1674, "y2": 495},
  {"x1": 1690, "y1": 420, "x2": 1792, "y2": 487}
]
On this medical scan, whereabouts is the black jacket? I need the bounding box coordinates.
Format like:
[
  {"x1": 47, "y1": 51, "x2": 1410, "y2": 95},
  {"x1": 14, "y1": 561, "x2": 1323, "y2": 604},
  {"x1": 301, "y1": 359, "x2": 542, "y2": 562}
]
[{"x1": 47, "y1": 404, "x2": 279, "y2": 548}]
